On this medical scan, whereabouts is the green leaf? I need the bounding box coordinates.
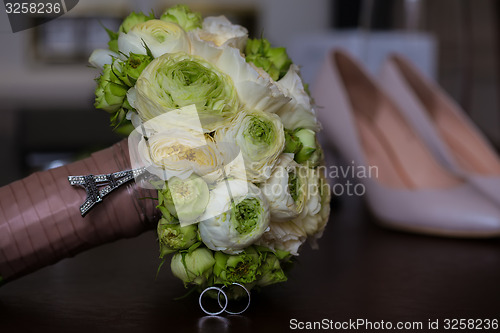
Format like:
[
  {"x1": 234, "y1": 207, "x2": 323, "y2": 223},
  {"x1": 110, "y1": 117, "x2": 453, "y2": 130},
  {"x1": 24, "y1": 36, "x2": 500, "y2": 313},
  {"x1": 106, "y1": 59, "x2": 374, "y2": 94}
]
[
  {"x1": 142, "y1": 39, "x2": 154, "y2": 59},
  {"x1": 187, "y1": 241, "x2": 202, "y2": 253},
  {"x1": 101, "y1": 24, "x2": 119, "y2": 40},
  {"x1": 157, "y1": 190, "x2": 164, "y2": 206},
  {"x1": 158, "y1": 205, "x2": 173, "y2": 220},
  {"x1": 156, "y1": 257, "x2": 167, "y2": 279},
  {"x1": 173, "y1": 285, "x2": 198, "y2": 301}
]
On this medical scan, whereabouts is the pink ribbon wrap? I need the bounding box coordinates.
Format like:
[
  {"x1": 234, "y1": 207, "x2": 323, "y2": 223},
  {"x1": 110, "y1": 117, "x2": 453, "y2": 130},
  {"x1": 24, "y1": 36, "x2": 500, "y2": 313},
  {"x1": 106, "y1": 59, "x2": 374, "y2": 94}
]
[{"x1": 0, "y1": 140, "x2": 158, "y2": 282}]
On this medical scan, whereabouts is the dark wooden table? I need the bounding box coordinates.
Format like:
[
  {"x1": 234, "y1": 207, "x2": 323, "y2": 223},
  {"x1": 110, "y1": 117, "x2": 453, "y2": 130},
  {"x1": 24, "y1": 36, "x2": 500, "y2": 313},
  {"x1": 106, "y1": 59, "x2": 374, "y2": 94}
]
[{"x1": 1, "y1": 195, "x2": 499, "y2": 332}]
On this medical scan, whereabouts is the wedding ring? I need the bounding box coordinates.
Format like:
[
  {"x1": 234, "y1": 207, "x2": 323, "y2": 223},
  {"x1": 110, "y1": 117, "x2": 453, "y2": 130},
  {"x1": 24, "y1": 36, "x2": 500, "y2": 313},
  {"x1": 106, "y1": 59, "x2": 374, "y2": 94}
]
[
  {"x1": 199, "y1": 286, "x2": 228, "y2": 316},
  {"x1": 217, "y1": 283, "x2": 251, "y2": 315}
]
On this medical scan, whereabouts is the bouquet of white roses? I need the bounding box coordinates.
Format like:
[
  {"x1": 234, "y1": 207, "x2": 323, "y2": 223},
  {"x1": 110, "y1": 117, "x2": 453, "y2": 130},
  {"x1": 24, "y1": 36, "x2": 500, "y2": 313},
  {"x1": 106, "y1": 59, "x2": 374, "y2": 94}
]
[{"x1": 89, "y1": 4, "x2": 331, "y2": 305}]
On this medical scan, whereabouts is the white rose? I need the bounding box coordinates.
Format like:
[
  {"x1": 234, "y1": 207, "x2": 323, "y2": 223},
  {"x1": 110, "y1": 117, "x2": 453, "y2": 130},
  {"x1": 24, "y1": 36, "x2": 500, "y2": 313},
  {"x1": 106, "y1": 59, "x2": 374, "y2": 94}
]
[
  {"x1": 260, "y1": 154, "x2": 308, "y2": 221},
  {"x1": 258, "y1": 167, "x2": 330, "y2": 254},
  {"x1": 256, "y1": 220, "x2": 307, "y2": 256},
  {"x1": 215, "y1": 109, "x2": 285, "y2": 183},
  {"x1": 293, "y1": 167, "x2": 331, "y2": 247},
  {"x1": 190, "y1": 44, "x2": 291, "y2": 114},
  {"x1": 128, "y1": 108, "x2": 223, "y2": 183},
  {"x1": 198, "y1": 179, "x2": 270, "y2": 254},
  {"x1": 118, "y1": 20, "x2": 190, "y2": 58},
  {"x1": 131, "y1": 52, "x2": 240, "y2": 132},
  {"x1": 275, "y1": 64, "x2": 319, "y2": 131},
  {"x1": 191, "y1": 16, "x2": 248, "y2": 51}
]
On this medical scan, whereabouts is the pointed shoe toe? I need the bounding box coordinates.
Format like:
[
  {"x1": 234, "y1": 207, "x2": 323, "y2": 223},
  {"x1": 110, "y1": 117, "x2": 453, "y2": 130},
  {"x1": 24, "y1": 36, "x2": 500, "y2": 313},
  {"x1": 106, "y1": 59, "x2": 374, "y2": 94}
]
[{"x1": 366, "y1": 180, "x2": 500, "y2": 238}]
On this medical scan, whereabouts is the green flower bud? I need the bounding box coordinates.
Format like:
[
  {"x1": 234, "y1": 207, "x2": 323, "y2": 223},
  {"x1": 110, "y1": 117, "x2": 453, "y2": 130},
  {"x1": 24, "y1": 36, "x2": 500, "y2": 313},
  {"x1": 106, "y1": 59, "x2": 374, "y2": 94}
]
[
  {"x1": 256, "y1": 253, "x2": 287, "y2": 287},
  {"x1": 283, "y1": 129, "x2": 303, "y2": 154},
  {"x1": 245, "y1": 38, "x2": 292, "y2": 81},
  {"x1": 294, "y1": 128, "x2": 317, "y2": 164},
  {"x1": 160, "y1": 175, "x2": 210, "y2": 226},
  {"x1": 267, "y1": 47, "x2": 291, "y2": 75},
  {"x1": 157, "y1": 218, "x2": 198, "y2": 258},
  {"x1": 119, "y1": 11, "x2": 155, "y2": 34},
  {"x1": 171, "y1": 247, "x2": 215, "y2": 286},
  {"x1": 213, "y1": 247, "x2": 261, "y2": 285},
  {"x1": 94, "y1": 63, "x2": 128, "y2": 113},
  {"x1": 118, "y1": 53, "x2": 153, "y2": 86},
  {"x1": 160, "y1": 5, "x2": 202, "y2": 32},
  {"x1": 0, "y1": 276, "x2": 4, "y2": 287}
]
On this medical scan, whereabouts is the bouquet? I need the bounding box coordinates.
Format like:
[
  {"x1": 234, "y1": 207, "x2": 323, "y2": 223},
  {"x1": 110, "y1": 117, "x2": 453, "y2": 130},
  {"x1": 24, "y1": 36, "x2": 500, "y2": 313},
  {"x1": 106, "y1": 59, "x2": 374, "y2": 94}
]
[
  {"x1": 89, "y1": 5, "x2": 331, "y2": 311},
  {"x1": 0, "y1": 4, "x2": 330, "y2": 314}
]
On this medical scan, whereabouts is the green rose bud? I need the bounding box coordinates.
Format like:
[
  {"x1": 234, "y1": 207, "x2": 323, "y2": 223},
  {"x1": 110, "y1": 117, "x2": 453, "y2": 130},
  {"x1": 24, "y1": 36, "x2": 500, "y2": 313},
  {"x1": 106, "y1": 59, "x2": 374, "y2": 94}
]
[
  {"x1": 283, "y1": 128, "x2": 303, "y2": 154},
  {"x1": 94, "y1": 63, "x2": 128, "y2": 113},
  {"x1": 171, "y1": 247, "x2": 215, "y2": 286},
  {"x1": 267, "y1": 47, "x2": 291, "y2": 76},
  {"x1": 157, "y1": 218, "x2": 199, "y2": 258},
  {"x1": 245, "y1": 38, "x2": 292, "y2": 81},
  {"x1": 294, "y1": 128, "x2": 317, "y2": 164},
  {"x1": 0, "y1": 276, "x2": 4, "y2": 287},
  {"x1": 119, "y1": 11, "x2": 155, "y2": 34},
  {"x1": 159, "y1": 175, "x2": 210, "y2": 226},
  {"x1": 160, "y1": 5, "x2": 202, "y2": 32},
  {"x1": 256, "y1": 253, "x2": 287, "y2": 287},
  {"x1": 118, "y1": 53, "x2": 153, "y2": 86},
  {"x1": 213, "y1": 247, "x2": 261, "y2": 285}
]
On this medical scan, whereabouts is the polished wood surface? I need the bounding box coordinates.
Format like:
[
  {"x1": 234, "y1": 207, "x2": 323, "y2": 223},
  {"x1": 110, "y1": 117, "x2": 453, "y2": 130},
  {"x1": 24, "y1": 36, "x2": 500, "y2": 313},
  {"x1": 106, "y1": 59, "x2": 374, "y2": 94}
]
[{"x1": 1, "y1": 196, "x2": 499, "y2": 332}]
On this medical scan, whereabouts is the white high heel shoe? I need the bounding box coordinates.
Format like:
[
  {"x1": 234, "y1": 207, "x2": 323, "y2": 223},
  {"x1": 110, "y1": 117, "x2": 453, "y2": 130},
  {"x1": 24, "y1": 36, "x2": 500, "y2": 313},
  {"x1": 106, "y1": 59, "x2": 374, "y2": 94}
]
[
  {"x1": 380, "y1": 54, "x2": 500, "y2": 207},
  {"x1": 312, "y1": 49, "x2": 500, "y2": 237}
]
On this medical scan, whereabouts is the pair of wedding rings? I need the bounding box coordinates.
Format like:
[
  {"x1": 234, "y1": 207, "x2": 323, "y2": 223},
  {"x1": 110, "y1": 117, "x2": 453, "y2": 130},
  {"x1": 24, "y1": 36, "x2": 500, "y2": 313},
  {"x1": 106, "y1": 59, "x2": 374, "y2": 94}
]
[{"x1": 199, "y1": 283, "x2": 251, "y2": 316}]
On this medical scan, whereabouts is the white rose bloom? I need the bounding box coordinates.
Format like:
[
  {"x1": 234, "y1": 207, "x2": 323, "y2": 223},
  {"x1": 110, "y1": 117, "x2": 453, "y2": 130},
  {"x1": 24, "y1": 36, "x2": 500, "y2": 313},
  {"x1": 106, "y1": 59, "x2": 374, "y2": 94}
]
[
  {"x1": 132, "y1": 52, "x2": 240, "y2": 132},
  {"x1": 214, "y1": 140, "x2": 248, "y2": 182},
  {"x1": 118, "y1": 20, "x2": 190, "y2": 58},
  {"x1": 293, "y1": 167, "x2": 331, "y2": 247},
  {"x1": 260, "y1": 154, "x2": 308, "y2": 221},
  {"x1": 258, "y1": 167, "x2": 330, "y2": 255},
  {"x1": 190, "y1": 44, "x2": 291, "y2": 114},
  {"x1": 128, "y1": 109, "x2": 223, "y2": 183},
  {"x1": 198, "y1": 179, "x2": 270, "y2": 254},
  {"x1": 131, "y1": 104, "x2": 208, "y2": 136},
  {"x1": 275, "y1": 64, "x2": 319, "y2": 131},
  {"x1": 215, "y1": 109, "x2": 285, "y2": 183},
  {"x1": 256, "y1": 220, "x2": 307, "y2": 256},
  {"x1": 191, "y1": 16, "x2": 248, "y2": 51}
]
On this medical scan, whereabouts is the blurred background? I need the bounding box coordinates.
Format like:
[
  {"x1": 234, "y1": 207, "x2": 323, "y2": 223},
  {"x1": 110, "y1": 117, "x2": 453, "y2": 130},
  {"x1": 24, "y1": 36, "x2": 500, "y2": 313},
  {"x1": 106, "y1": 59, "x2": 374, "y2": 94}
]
[{"x1": 0, "y1": 0, "x2": 498, "y2": 186}]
